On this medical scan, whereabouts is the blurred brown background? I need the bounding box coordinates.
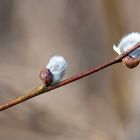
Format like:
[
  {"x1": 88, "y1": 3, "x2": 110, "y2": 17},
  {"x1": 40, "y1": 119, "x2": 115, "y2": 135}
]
[{"x1": 0, "y1": 0, "x2": 140, "y2": 140}]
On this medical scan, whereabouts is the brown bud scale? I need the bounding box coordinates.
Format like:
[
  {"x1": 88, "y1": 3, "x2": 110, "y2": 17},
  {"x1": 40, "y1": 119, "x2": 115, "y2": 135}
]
[
  {"x1": 39, "y1": 68, "x2": 53, "y2": 86},
  {"x1": 122, "y1": 56, "x2": 140, "y2": 69}
]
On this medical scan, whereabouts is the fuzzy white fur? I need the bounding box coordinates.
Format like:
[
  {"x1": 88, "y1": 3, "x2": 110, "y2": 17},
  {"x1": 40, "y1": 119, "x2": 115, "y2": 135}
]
[
  {"x1": 113, "y1": 32, "x2": 140, "y2": 59},
  {"x1": 46, "y1": 56, "x2": 68, "y2": 84}
]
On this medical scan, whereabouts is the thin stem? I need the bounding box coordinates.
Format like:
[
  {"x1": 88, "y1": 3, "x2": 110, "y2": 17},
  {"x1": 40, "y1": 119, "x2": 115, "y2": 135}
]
[{"x1": 0, "y1": 42, "x2": 140, "y2": 111}]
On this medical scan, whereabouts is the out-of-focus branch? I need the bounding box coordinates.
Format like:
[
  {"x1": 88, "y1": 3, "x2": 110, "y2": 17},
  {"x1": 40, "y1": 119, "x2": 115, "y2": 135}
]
[{"x1": 0, "y1": 42, "x2": 140, "y2": 111}]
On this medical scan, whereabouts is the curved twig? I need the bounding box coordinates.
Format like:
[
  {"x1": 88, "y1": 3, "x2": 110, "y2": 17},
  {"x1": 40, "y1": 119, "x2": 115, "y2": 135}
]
[{"x1": 0, "y1": 42, "x2": 140, "y2": 111}]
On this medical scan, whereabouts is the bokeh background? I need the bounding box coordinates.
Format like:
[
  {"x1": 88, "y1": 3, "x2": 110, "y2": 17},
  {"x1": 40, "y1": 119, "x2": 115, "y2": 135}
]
[{"x1": 0, "y1": 0, "x2": 140, "y2": 140}]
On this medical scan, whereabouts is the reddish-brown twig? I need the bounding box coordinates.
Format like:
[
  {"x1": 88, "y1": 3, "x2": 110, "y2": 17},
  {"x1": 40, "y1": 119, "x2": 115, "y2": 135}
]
[{"x1": 0, "y1": 42, "x2": 140, "y2": 111}]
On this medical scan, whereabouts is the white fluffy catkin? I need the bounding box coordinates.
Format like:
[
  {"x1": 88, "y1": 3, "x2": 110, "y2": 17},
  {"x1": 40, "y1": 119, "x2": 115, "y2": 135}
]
[
  {"x1": 113, "y1": 32, "x2": 140, "y2": 59},
  {"x1": 46, "y1": 56, "x2": 68, "y2": 84}
]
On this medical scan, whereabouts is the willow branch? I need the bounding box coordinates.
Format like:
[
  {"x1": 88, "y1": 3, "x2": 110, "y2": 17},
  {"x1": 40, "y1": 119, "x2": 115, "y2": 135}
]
[{"x1": 0, "y1": 42, "x2": 140, "y2": 111}]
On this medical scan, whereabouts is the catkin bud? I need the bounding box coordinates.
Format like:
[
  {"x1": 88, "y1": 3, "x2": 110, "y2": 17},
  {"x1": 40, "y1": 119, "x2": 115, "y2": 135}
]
[
  {"x1": 39, "y1": 56, "x2": 68, "y2": 86},
  {"x1": 113, "y1": 32, "x2": 140, "y2": 68}
]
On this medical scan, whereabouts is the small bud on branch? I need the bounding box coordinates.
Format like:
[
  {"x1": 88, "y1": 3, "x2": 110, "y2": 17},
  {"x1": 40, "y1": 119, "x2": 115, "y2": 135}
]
[
  {"x1": 113, "y1": 32, "x2": 140, "y2": 68},
  {"x1": 39, "y1": 56, "x2": 68, "y2": 86},
  {"x1": 45, "y1": 56, "x2": 68, "y2": 85}
]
